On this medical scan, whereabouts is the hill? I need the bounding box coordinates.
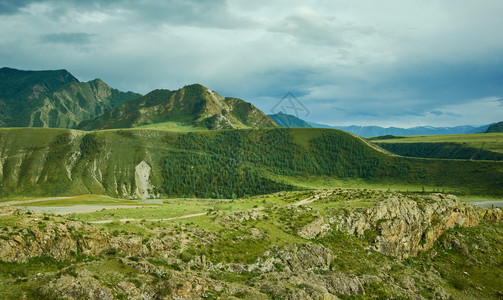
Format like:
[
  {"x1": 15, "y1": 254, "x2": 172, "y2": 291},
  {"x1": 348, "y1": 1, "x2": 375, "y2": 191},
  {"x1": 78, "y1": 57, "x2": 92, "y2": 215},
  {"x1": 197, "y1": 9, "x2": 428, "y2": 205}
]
[
  {"x1": 0, "y1": 67, "x2": 141, "y2": 128},
  {"x1": 371, "y1": 133, "x2": 503, "y2": 161},
  {"x1": 268, "y1": 112, "x2": 311, "y2": 127},
  {"x1": 79, "y1": 84, "x2": 276, "y2": 130},
  {"x1": 485, "y1": 121, "x2": 503, "y2": 133},
  {"x1": 0, "y1": 127, "x2": 502, "y2": 199}
]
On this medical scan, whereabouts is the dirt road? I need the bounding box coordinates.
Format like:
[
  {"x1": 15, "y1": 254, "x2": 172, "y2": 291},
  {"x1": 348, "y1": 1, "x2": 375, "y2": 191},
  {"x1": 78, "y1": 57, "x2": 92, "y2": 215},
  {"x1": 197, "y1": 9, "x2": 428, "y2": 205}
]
[{"x1": 88, "y1": 190, "x2": 331, "y2": 224}]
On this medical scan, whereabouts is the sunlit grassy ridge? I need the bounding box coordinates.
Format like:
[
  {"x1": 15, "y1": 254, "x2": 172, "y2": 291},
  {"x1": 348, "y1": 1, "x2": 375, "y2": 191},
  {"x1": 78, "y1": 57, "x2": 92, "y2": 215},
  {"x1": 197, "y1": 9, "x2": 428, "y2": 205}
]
[{"x1": 372, "y1": 133, "x2": 503, "y2": 159}]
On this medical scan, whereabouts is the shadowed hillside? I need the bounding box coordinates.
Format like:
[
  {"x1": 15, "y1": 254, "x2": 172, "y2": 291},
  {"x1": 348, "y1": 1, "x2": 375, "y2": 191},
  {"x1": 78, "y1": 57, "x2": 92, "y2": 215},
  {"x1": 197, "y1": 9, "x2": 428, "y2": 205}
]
[{"x1": 0, "y1": 67, "x2": 141, "y2": 128}]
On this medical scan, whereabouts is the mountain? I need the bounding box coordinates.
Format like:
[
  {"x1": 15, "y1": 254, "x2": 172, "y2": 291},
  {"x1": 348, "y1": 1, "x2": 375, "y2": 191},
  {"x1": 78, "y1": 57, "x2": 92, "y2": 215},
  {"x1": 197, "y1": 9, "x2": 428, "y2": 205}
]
[
  {"x1": 79, "y1": 84, "x2": 277, "y2": 130},
  {"x1": 0, "y1": 67, "x2": 78, "y2": 126},
  {"x1": 485, "y1": 121, "x2": 503, "y2": 133},
  {"x1": 268, "y1": 112, "x2": 312, "y2": 127},
  {"x1": 16, "y1": 79, "x2": 142, "y2": 128},
  {"x1": 0, "y1": 67, "x2": 141, "y2": 128}
]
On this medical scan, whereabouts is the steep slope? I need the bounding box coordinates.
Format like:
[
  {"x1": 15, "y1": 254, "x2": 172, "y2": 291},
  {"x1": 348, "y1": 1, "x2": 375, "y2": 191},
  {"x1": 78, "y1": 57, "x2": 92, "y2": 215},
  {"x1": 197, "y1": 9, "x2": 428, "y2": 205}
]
[
  {"x1": 0, "y1": 67, "x2": 141, "y2": 128},
  {"x1": 0, "y1": 67, "x2": 78, "y2": 126},
  {"x1": 485, "y1": 121, "x2": 503, "y2": 133},
  {"x1": 268, "y1": 112, "x2": 312, "y2": 127},
  {"x1": 16, "y1": 79, "x2": 141, "y2": 128},
  {"x1": 0, "y1": 127, "x2": 502, "y2": 199},
  {"x1": 78, "y1": 84, "x2": 277, "y2": 130}
]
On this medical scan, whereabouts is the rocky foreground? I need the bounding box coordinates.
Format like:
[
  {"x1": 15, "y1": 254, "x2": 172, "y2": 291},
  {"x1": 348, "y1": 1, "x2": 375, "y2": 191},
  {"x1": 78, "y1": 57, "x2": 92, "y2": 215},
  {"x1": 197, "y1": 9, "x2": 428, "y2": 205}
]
[{"x1": 0, "y1": 190, "x2": 502, "y2": 299}]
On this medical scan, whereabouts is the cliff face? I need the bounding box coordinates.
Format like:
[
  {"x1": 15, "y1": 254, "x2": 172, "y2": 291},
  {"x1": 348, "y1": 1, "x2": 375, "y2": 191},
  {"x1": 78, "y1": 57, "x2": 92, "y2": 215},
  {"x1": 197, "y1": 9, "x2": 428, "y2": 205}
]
[
  {"x1": 336, "y1": 193, "x2": 502, "y2": 259},
  {"x1": 0, "y1": 129, "x2": 164, "y2": 199}
]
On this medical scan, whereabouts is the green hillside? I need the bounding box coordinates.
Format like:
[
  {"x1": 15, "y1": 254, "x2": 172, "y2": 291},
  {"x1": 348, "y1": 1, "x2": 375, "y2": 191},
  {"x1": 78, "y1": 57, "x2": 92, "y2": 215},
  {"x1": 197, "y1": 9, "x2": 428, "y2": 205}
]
[
  {"x1": 371, "y1": 133, "x2": 503, "y2": 160},
  {"x1": 1, "y1": 127, "x2": 502, "y2": 198},
  {"x1": 78, "y1": 84, "x2": 277, "y2": 130},
  {"x1": 268, "y1": 112, "x2": 312, "y2": 127},
  {"x1": 0, "y1": 68, "x2": 141, "y2": 128},
  {"x1": 486, "y1": 121, "x2": 503, "y2": 133}
]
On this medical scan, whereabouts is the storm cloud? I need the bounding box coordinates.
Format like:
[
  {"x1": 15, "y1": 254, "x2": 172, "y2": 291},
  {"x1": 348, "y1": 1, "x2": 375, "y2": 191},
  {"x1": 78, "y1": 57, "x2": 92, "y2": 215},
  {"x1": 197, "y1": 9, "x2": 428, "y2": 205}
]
[{"x1": 1, "y1": 0, "x2": 502, "y2": 127}]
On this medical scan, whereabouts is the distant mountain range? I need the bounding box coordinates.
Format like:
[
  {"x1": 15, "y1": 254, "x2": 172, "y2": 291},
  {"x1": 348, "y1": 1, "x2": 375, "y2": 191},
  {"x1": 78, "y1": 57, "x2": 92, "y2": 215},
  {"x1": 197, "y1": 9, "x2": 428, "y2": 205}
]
[{"x1": 268, "y1": 113, "x2": 493, "y2": 137}]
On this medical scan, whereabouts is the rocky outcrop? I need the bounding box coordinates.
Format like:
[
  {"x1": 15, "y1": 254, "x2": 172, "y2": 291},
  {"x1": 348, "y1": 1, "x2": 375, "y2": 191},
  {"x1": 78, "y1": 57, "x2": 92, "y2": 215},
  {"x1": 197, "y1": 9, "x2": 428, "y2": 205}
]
[
  {"x1": 40, "y1": 269, "x2": 114, "y2": 300},
  {"x1": 197, "y1": 113, "x2": 234, "y2": 130},
  {"x1": 336, "y1": 194, "x2": 503, "y2": 258},
  {"x1": 298, "y1": 217, "x2": 330, "y2": 239},
  {"x1": 0, "y1": 209, "x2": 178, "y2": 263},
  {"x1": 220, "y1": 209, "x2": 266, "y2": 223},
  {"x1": 0, "y1": 219, "x2": 108, "y2": 263},
  {"x1": 134, "y1": 160, "x2": 153, "y2": 199}
]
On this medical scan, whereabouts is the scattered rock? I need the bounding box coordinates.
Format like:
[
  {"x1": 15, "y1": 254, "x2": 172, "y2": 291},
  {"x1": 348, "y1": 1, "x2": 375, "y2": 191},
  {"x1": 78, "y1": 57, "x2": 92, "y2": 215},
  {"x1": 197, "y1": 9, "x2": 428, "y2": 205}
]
[{"x1": 40, "y1": 269, "x2": 113, "y2": 300}]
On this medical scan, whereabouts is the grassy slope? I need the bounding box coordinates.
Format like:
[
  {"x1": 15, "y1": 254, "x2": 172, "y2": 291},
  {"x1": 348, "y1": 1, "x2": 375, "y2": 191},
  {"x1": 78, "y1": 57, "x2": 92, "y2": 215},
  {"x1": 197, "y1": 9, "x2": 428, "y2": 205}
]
[
  {"x1": 372, "y1": 133, "x2": 503, "y2": 153},
  {"x1": 0, "y1": 127, "x2": 502, "y2": 199},
  {"x1": 485, "y1": 121, "x2": 503, "y2": 133}
]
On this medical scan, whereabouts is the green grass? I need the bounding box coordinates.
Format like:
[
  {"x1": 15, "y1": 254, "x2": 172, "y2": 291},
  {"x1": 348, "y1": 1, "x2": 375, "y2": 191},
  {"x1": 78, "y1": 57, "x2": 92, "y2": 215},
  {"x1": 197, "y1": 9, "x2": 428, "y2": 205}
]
[
  {"x1": 0, "y1": 257, "x2": 69, "y2": 299},
  {"x1": 9, "y1": 195, "x2": 150, "y2": 207},
  {"x1": 418, "y1": 221, "x2": 503, "y2": 299},
  {"x1": 132, "y1": 121, "x2": 207, "y2": 132},
  {"x1": 372, "y1": 132, "x2": 503, "y2": 153},
  {"x1": 75, "y1": 202, "x2": 208, "y2": 222}
]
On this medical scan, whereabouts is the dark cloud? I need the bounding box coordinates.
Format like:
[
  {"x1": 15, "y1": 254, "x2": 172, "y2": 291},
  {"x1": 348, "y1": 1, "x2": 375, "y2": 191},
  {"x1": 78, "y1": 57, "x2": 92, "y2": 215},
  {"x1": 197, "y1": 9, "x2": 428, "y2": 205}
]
[
  {"x1": 1, "y1": 0, "x2": 243, "y2": 29},
  {"x1": 40, "y1": 32, "x2": 95, "y2": 44},
  {"x1": 128, "y1": 0, "x2": 246, "y2": 28},
  {"x1": 0, "y1": 0, "x2": 40, "y2": 14}
]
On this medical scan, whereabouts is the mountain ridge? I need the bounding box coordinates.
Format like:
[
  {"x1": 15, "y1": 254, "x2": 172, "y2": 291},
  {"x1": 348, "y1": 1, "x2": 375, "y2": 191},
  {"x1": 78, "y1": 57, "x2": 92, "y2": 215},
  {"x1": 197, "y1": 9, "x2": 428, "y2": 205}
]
[
  {"x1": 0, "y1": 67, "x2": 141, "y2": 128},
  {"x1": 268, "y1": 112, "x2": 492, "y2": 137},
  {"x1": 79, "y1": 84, "x2": 277, "y2": 130}
]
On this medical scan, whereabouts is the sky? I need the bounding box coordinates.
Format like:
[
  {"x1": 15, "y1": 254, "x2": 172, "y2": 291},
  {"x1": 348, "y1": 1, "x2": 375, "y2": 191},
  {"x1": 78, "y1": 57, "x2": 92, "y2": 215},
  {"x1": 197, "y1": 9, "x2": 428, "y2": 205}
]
[{"x1": 1, "y1": 0, "x2": 502, "y2": 127}]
